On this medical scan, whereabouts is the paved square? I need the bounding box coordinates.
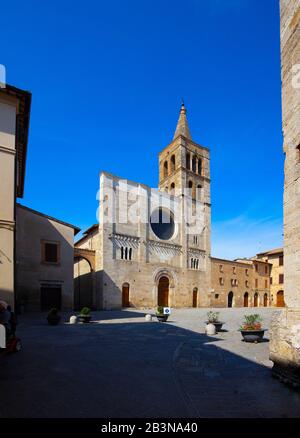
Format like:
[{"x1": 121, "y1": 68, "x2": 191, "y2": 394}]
[{"x1": 1, "y1": 308, "x2": 300, "y2": 418}]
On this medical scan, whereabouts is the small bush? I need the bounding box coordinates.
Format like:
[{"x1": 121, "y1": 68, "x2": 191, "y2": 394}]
[
  {"x1": 80, "y1": 307, "x2": 91, "y2": 316},
  {"x1": 156, "y1": 306, "x2": 164, "y2": 315},
  {"x1": 240, "y1": 314, "x2": 262, "y2": 331},
  {"x1": 47, "y1": 308, "x2": 59, "y2": 318},
  {"x1": 207, "y1": 311, "x2": 219, "y2": 323}
]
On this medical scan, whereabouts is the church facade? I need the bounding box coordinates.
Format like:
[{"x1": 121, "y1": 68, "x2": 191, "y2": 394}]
[
  {"x1": 75, "y1": 104, "x2": 212, "y2": 309},
  {"x1": 74, "y1": 104, "x2": 285, "y2": 311}
]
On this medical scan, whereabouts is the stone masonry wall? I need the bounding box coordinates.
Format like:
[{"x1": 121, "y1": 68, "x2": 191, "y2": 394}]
[{"x1": 269, "y1": 0, "x2": 300, "y2": 387}]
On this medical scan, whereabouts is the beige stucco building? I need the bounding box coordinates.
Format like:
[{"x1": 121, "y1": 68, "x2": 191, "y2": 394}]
[
  {"x1": 75, "y1": 104, "x2": 212, "y2": 310},
  {"x1": 269, "y1": 0, "x2": 300, "y2": 387},
  {"x1": 16, "y1": 204, "x2": 80, "y2": 311},
  {"x1": 256, "y1": 248, "x2": 285, "y2": 307},
  {"x1": 0, "y1": 85, "x2": 31, "y2": 309},
  {"x1": 211, "y1": 257, "x2": 271, "y2": 308},
  {"x1": 1, "y1": 84, "x2": 80, "y2": 313}
]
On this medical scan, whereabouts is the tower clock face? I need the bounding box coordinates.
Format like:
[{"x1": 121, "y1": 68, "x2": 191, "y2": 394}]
[{"x1": 150, "y1": 207, "x2": 175, "y2": 240}]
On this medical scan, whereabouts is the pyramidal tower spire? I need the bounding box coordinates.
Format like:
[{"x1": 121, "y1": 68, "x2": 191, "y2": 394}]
[{"x1": 173, "y1": 101, "x2": 191, "y2": 140}]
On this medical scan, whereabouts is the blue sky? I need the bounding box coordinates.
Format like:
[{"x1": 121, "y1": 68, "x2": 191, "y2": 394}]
[{"x1": 2, "y1": 0, "x2": 283, "y2": 259}]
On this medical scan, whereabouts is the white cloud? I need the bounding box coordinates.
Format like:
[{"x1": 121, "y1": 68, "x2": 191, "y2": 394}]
[{"x1": 212, "y1": 214, "x2": 283, "y2": 260}]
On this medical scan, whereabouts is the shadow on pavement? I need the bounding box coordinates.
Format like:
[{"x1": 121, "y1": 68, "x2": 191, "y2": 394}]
[{"x1": 1, "y1": 314, "x2": 300, "y2": 418}]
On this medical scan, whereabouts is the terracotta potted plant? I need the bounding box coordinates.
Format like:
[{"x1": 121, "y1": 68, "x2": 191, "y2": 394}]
[
  {"x1": 47, "y1": 308, "x2": 61, "y2": 326},
  {"x1": 239, "y1": 314, "x2": 266, "y2": 343},
  {"x1": 205, "y1": 311, "x2": 224, "y2": 332},
  {"x1": 155, "y1": 306, "x2": 169, "y2": 322},
  {"x1": 78, "y1": 307, "x2": 92, "y2": 323}
]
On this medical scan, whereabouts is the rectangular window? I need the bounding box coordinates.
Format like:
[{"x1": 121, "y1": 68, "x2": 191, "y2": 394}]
[
  {"x1": 265, "y1": 279, "x2": 268, "y2": 288},
  {"x1": 255, "y1": 264, "x2": 258, "y2": 272},
  {"x1": 270, "y1": 277, "x2": 273, "y2": 285},
  {"x1": 219, "y1": 277, "x2": 224, "y2": 285},
  {"x1": 245, "y1": 280, "x2": 249, "y2": 288},
  {"x1": 245, "y1": 269, "x2": 249, "y2": 276},
  {"x1": 41, "y1": 240, "x2": 60, "y2": 264},
  {"x1": 265, "y1": 265, "x2": 268, "y2": 274},
  {"x1": 215, "y1": 294, "x2": 219, "y2": 299},
  {"x1": 279, "y1": 274, "x2": 284, "y2": 284},
  {"x1": 255, "y1": 279, "x2": 258, "y2": 288},
  {"x1": 279, "y1": 255, "x2": 283, "y2": 266},
  {"x1": 233, "y1": 266, "x2": 236, "y2": 274},
  {"x1": 219, "y1": 264, "x2": 223, "y2": 273}
]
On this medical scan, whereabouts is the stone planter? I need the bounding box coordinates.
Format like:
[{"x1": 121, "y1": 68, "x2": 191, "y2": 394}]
[
  {"x1": 240, "y1": 329, "x2": 266, "y2": 343},
  {"x1": 205, "y1": 322, "x2": 216, "y2": 335},
  {"x1": 47, "y1": 316, "x2": 61, "y2": 326},
  {"x1": 78, "y1": 315, "x2": 92, "y2": 323},
  {"x1": 205, "y1": 321, "x2": 224, "y2": 332},
  {"x1": 156, "y1": 314, "x2": 169, "y2": 322}
]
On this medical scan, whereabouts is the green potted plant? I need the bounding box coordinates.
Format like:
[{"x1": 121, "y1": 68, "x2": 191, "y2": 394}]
[
  {"x1": 155, "y1": 306, "x2": 169, "y2": 322},
  {"x1": 205, "y1": 311, "x2": 224, "y2": 332},
  {"x1": 47, "y1": 308, "x2": 61, "y2": 326},
  {"x1": 239, "y1": 314, "x2": 266, "y2": 343},
  {"x1": 78, "y1": 307, "x2": 92, "y2": 323}
]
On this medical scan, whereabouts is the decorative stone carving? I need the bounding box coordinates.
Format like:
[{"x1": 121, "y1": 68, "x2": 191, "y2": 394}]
[
  {"x1": 188, "y1": 248, "x2": 205, "y2": 258},
  {"x1": 147, "y1": 240, "x2": 182, "y2": 262},
  {"x1": 109, "y1": 233, "x2": 140, "y2": 249}
]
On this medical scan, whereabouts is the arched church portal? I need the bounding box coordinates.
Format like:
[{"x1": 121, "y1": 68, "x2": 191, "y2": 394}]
[
  {"x1": 122, "y1": 283, "x2": 130, "y2": 308},
  {"x1": 157, "y1": 276, "x2": 169, "y2": 307},
  {"x1": 192, "y1": 288, "x2": 198, "y2": 308}
]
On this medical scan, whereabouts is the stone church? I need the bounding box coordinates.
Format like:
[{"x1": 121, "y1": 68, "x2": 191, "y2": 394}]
[{"x1": 74, "y1": 104, "x2": 212, "y2": 309}]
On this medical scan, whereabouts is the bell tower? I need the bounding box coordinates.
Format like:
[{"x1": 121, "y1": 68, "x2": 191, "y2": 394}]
[
  {"x1": 158, "y1": 103, "x2": 211, "y2": 276},
  {"x1": 158, "y1": 102, "x2": 210, "y2": 207}
]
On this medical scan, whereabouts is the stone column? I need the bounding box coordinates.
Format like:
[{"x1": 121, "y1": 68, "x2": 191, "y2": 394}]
[{"x1": 269, "y1": 0, "x2": 300, "y2": 388}]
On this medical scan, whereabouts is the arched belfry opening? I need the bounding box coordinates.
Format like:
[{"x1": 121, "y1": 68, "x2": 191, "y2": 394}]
[
  {"x1": 170, "y1": 154, "x2": 175, "y2": 172},
  {"x1": 198, "y1": 158, "x2": 202, "y2": 175},
  {"x1": 192, "y1": 156, "x2": 197, "y2": 173},
  {"x1": 163, "y1": 161, "x2": 168, "y2": 178},
  {"x1": 186, "y1": 152, "x2": 191, "y2": 170}
]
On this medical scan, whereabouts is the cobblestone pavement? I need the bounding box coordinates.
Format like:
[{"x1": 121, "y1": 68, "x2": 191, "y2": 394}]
[{"x1": 1, "y1": 308, "x2": 300, "y2": 418}]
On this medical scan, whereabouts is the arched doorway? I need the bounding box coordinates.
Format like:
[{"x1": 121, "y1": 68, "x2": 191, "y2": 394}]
[
  {"x1": 244, "y1": 292, "x2": 249, "y2": 307},
  {"x1": 277, "y1": 290, "x2": 285, "y2": 307},
  {"x1": 122, "y1": 283, "x2": 130, "y2": 308},
  {"x1": 228, "y1": 291, "x2": 234, "y2": 308},
  {"x1": 158, "y1": 276, "x2": 169, "y2": 307},
  {"x1": 192, "y1": 288, "x2": 198, "y2": 308},
  {"x1": 74, "y1": 257, "x2": 93, "y2": 310},
  {"x1": 254, "y1": 292, "x2": 259, "y2": 307},
  {"x1": 263, "y1": 293, "x2": 268, "y2": 307}
]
